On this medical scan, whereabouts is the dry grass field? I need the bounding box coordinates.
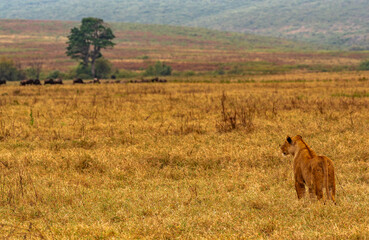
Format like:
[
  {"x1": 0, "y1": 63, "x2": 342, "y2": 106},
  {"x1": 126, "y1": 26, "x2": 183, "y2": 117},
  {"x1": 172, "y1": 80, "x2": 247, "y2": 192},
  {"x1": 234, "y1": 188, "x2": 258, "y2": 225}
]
[{"x1": 0, "y1": 72, "x2": 368, "y2": 239}]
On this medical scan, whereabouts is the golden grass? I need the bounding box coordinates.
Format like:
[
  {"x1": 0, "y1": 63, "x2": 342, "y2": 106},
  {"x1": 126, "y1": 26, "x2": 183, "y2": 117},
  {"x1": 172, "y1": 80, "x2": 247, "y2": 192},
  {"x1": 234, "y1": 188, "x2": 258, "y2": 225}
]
[{"x1": 0, "y1": 72, "x2": 369, "y2": 239}]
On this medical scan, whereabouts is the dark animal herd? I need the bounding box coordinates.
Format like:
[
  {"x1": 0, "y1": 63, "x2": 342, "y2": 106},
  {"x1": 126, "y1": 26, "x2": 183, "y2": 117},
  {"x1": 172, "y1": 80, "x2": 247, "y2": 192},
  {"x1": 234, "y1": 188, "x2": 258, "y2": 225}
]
[
  {"x1": 44, "y1": 78, "x2": 63, "y2": 85},
  {"x1": 73, "y1": 77, "x2": 167, "y2": 84},
  {"x1": 0, "y1": 77, "x2": 167, "y2": 86}
]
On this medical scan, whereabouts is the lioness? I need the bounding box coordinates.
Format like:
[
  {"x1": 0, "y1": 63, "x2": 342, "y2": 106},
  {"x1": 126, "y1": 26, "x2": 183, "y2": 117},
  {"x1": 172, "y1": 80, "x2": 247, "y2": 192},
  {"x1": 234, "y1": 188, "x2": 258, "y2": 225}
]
[{"x1": 281, "y1": 135, "x2": 336, "y2": 204}]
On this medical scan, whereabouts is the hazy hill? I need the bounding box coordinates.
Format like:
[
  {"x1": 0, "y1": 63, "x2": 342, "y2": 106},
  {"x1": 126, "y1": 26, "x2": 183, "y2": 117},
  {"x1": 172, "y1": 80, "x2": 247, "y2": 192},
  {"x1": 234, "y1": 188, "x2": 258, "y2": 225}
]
[
  {"x1": 3, "y1": 19, "x2": 367, "y2": 75},
  {"x1": 0, "y1": 0, "x2": 368, "y2": 49},
  {"x1": 0, "y1": 19, "x2": 321, "y2": 74}
]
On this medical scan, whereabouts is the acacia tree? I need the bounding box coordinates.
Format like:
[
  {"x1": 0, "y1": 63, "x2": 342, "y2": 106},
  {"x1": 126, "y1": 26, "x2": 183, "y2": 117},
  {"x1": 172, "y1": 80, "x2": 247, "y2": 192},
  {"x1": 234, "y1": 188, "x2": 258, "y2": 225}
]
[{"x1": 66, "y1": 17, "x2": 115, "y2": 77}]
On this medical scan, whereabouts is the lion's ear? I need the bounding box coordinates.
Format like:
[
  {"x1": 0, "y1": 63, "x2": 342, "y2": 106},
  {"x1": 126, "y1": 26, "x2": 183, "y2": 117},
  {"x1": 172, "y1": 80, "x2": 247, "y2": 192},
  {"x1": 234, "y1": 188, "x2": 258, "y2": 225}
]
[
  {"x1": 287, "y1": 136, "x2": 292, "y2": 144},
  {"x1": 297, "y1": 135, "x2": 302, "y2": 139}
]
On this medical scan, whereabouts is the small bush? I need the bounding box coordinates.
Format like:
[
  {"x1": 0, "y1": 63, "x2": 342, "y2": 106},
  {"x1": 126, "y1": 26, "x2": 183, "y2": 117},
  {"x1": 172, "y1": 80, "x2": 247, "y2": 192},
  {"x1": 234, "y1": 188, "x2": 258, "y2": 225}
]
[
  {"x1": 183, "y1": 71, "x2": 196, "y2": 77},
  {"x1": 116, "y1": 69, "x2": 139, "y2": 78},
  {"x1": 214, "y1": 66, "x2": 225, "y2": 75},
  {"x1": 68, "y1": 63, "x2": 92, "y2": 79},
  {"x1": 47, "y1": 70, "x2": 64, "y2": 79},
  {"x1": 0, "y1": 58, "x2": 26, "y2": 81},
  {"x1": 144, "y1": 61, "x2": 172, "y2": 76},
  {"x1": 95, "y1": 58, "x2": 112, "y2": 79},
  {"x1": 25, "y1": 67, "x2": 40, "y2": 79},
  {"x1": 137, "y1": 55, "x2": 149, "y2": 59},
  {"x1": 228, "y1": 65, "x2": 243, "y2": 75},
  {"x1": 358, "y1": 60, "x2": 369, "y2": 70},
  {"x1": 75, "y1": 154, "x2": 105, "y2": 173},
  {"x1": 77, "y1": 73, "x2": 92, "y2": 80}
]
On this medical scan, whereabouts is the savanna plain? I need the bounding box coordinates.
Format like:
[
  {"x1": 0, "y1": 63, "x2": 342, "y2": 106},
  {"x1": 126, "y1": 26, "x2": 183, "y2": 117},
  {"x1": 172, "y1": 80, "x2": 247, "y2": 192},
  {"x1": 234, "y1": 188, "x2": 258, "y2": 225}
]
[{"x1": 0, "y1": 72, "x2": 369, "y2": 239}]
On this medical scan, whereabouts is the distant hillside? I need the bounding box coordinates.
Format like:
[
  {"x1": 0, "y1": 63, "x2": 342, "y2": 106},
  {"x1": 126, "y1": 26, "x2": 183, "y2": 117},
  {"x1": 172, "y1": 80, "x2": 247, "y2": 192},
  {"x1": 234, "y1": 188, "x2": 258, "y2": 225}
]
[
  {"x1": 0, "y1": 0, "x2": 368, "y2": 49},
  {"x1": 2, "y1": 19, "x2": 368, "y2": 75},
  {"x1": 0, "y1": 19, "x2": 322, "y2": 74}
]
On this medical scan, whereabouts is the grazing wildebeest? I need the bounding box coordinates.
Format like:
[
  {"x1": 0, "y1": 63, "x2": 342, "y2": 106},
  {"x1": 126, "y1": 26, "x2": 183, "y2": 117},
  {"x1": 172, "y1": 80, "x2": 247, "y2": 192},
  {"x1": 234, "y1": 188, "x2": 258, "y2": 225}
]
[
  {"x1": 73, "y1": 78, "x2": 84, "y2": 84},
  {"x1": 33, "y1": 79, "x2": 41, "y2": 85},
  {"x1": 44, "y1": 78, "x2": 63, "y2": 85},
  {"x1": 20, "y1": 79, "x2": 40, "y2": 86},
  {"x1": 0, "y1": 79, "x2": 6, "y2": 85},
  {"x1": 134, "y1": 77, "x2": 167, "y2": 83},
  {"x1": 54, "y1": 78, "x2": 63, "y2": 84},
  {"x1": 44, "y1": 78, "x2": 54, "y2": 84},
  {"x1": 87, "y1": 78, "x2": 100, "y2": 84},
  {"x1": 20, "y1": 79, "x2": 32, "y2": 85}
]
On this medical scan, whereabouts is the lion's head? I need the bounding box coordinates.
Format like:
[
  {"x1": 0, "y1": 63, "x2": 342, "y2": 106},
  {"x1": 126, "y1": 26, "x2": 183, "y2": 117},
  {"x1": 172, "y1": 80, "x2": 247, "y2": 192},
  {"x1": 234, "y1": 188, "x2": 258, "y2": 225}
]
[
  {"x1": 280, "y1": 135, "x2": 301, "y2": 156},
  {"x1": 281, "y1": 135, "x2": 305, "y2": 156}
]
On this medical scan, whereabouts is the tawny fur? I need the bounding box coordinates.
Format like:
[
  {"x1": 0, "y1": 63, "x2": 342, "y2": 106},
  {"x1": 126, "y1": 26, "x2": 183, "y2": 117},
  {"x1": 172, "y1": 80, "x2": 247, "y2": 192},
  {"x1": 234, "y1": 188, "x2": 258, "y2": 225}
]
[{"x1": 281, "y1": 135, "x2": 336, "y2": 203}]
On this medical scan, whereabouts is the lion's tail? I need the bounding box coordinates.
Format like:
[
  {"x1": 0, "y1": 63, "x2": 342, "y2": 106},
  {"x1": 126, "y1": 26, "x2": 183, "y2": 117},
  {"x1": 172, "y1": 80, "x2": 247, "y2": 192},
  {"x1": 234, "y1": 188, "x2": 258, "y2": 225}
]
[
  {"x1": 323, "y1": 156, "x2": 336, "y2": 204},
  {"x1": 322, "y1": 157, "x2": 330, "y2": 203}
]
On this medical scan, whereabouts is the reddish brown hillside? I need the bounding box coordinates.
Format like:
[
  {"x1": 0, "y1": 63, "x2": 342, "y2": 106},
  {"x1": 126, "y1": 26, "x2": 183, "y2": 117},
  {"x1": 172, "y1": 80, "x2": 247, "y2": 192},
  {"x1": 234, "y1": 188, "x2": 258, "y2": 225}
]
[{"x1": 0, "y1": 19, "x2": 368, "y2": 73}]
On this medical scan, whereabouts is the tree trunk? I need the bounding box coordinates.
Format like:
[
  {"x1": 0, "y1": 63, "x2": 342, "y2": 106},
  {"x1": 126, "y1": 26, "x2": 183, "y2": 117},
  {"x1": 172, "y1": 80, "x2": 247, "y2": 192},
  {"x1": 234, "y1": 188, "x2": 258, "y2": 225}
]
[
  {"x1": 83, "y1": 55, "x2": 89, "y2": 68},
  {"x1": 91, "y1": 58, "x2": 96, "y2": 78},
  {"x1": 90, "y1": 45, "x2": 100, "y2": 78}
]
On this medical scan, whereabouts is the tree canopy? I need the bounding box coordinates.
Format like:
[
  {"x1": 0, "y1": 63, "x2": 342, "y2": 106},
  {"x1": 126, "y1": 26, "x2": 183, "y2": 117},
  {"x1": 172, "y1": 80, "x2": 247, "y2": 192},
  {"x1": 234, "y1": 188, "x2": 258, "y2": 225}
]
[
  {"x1": 66, "y1": 17, "x2": 115, "y2": 77},
  {"x1": 0, "y1": 58, "x2": 25, "y2": 81}
]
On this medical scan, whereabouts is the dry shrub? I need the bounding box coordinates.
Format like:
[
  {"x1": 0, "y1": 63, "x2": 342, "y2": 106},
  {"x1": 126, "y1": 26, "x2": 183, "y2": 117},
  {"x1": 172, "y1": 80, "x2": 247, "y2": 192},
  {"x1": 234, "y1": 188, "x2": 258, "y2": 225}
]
[
  {"x1": 12, "y1": 89, "x2": 21, "y2": 96},
  {"x1": 71, "y1": 138, "x2": 96, "y2": 149},
  {"x1": 0, "y1": 159, "x2": 40, "y2": 207},
  {"x1": 359, "y1": 174, "x2": 369, "y2": 184},
  {"x1": 0, "y1": 120, "x2": 11, "y2": 140},
  {"x1": 216, "y1": 92, "x2": 255, "y2": 132},
  {"x1": 175, "y1": 116, "x2": 205, "y2": 135},
  {"x1": 259, "y1": 221, "x2": 276, "y2": 237},
  {"x1": 75, "y1": 153, "x2": 106, "y2": 173},
  {"x1": 0, "y1": 222, "x2": 47, "y2": 239},
  {"x1": 249, "y1": 200, "x2": 265, "y2": 210}
]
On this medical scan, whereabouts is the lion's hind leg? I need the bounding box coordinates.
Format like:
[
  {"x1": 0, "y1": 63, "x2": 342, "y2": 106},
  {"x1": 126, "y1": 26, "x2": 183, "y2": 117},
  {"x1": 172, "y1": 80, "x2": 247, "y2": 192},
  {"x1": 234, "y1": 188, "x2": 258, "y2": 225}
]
[
  {"x1": 314, "y1": 180, "x2": 324, "y2": 201},
  {"x1": 329, "y1": 163, "x2": 336, "y2": 204},
  {"x1": 313, "y1": 163, "x2": 325, "y2": 202},
  {"x1": 295, "y1": 181, "x2": 306, "y2": 199}
]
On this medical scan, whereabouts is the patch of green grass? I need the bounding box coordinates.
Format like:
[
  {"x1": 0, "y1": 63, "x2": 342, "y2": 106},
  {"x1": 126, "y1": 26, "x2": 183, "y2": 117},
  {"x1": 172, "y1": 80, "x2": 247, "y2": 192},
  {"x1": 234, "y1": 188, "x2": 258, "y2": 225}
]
[
  {"x1": 0, "y1": 47, "x2": 23, "y2": 53},
  {"x1": 261, "y1": 79, "x2": 310, "y2": 83},
  {"x1": 332, "y1": 91, "x2": 369, "y2": 98}
]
